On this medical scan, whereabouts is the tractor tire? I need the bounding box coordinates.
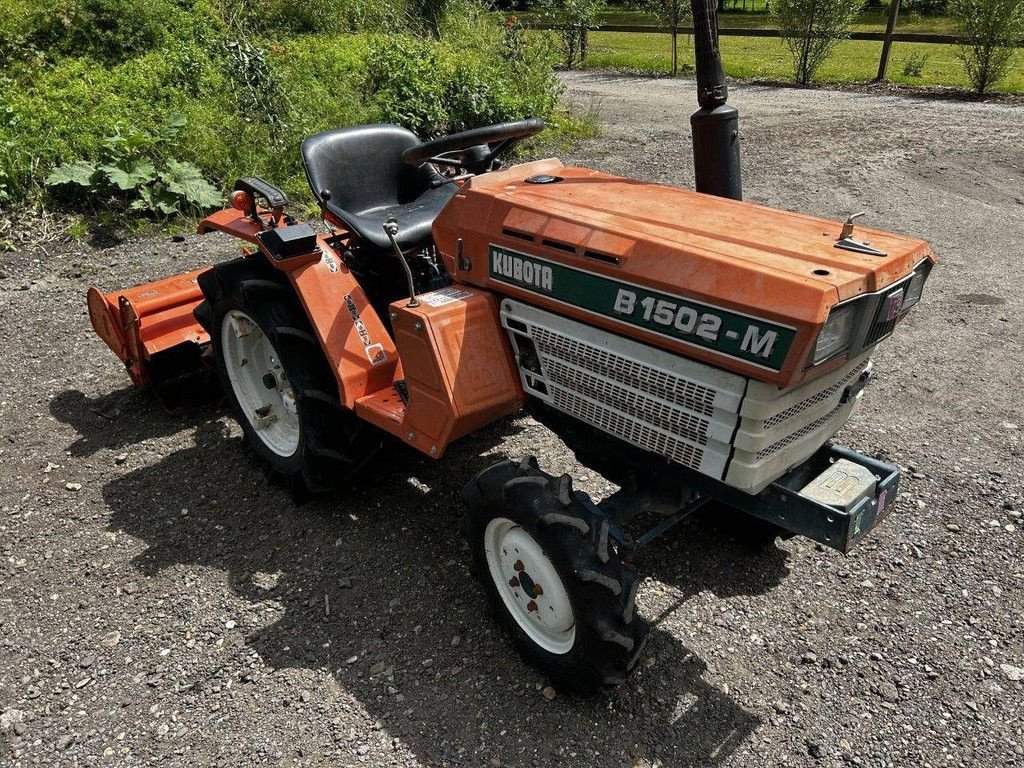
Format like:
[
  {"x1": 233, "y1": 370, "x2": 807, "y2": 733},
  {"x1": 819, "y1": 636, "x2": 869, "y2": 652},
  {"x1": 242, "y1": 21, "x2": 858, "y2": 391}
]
[
  {"x1": 195, "y1": 257, "x2": 380, "y2": 496},
  {"x1": 462, "y1": 456, "x2": 649, "y2": 691}
]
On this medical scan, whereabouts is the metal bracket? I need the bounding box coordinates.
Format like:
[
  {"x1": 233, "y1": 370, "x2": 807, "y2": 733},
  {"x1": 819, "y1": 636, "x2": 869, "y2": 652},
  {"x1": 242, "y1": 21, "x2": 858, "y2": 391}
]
[{"x1": 835, "y1": 212, "x2": 888, "y2": 257}]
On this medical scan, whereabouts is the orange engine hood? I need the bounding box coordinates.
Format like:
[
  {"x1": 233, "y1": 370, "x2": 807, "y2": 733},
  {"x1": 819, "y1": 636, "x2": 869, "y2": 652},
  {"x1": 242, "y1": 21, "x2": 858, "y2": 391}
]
[{"x1": 433, "y1": 159, "x2": 935, "y2": 388}]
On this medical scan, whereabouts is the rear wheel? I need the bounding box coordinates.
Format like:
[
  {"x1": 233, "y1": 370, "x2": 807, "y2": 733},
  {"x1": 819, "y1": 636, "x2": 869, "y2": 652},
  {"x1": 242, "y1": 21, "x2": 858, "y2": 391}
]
[
  {"x1": 196, "y1": 258, "x2": 380, "y2": 495},
  {"x1": 463, "y1": 457, "x2": 649, "y2": 691}
]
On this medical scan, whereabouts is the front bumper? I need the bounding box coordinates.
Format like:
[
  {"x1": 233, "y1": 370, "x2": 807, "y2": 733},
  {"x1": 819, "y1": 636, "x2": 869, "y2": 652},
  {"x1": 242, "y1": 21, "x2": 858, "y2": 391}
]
[{"x1": 741, "y1": 443, "x2": 900, "y2": 553}]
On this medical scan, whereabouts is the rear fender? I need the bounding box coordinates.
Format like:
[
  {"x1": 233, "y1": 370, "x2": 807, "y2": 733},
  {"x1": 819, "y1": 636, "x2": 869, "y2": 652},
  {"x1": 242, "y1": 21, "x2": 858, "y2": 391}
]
[{"x1": 197, "y1": 206, "x2": 398, "y2": 408}]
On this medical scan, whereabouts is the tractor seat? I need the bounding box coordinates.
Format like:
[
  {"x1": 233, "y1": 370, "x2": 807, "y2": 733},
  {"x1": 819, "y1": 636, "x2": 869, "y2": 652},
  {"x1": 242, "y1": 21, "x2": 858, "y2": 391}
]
[{"x1": 301, "y1": 124, "x2": 457, "y2": 252}]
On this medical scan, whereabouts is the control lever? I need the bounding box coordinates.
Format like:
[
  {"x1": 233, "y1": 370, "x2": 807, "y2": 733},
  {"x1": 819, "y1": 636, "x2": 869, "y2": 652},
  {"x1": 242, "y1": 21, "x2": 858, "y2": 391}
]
[{"x1": 383, "y1": 219, "x2": 420, "y2": 308}]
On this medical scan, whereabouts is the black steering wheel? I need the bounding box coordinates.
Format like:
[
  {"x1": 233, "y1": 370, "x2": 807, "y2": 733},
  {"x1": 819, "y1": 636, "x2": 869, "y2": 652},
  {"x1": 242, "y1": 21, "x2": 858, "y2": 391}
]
[{"x1": 402, "y1": 118, "x2": 546, "y2": 174}]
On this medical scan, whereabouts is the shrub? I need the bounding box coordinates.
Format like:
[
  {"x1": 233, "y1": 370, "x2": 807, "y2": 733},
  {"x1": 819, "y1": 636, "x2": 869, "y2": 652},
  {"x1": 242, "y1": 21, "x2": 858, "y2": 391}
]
[
  {"x1": 45, "y1": 116, "x2": 221, "y2": 216},
  {"x1": 364, "y1": 25, "x2": 560, "y2": 137},
  {"x1": 773, "y1": 0, "x2": 863, "y2": 84},
  {"x1": 536, "y1": 0, "x2": 604, "y2": 68},
  {"x1": 901, "y1": 50, "x2": 930, "y2": 77},
  {"x1": 0, "y1": 0, "x2": 180, "y2": 64},
  {"x1": 644, "y1": 0, "x2": 691, "y2": 76},
  {"x1": 0, "y1": 0, "x2": 575, "y2": 222},
  {"x1": 950, "y1": 0, "x2": 1024, "y2": 94}
]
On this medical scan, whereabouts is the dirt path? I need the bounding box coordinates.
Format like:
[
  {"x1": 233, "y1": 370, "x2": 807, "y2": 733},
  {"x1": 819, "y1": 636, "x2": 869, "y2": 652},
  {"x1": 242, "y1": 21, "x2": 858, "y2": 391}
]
[{"x1": 2, "y1": 73, "x2": 1022, "y2": 767}]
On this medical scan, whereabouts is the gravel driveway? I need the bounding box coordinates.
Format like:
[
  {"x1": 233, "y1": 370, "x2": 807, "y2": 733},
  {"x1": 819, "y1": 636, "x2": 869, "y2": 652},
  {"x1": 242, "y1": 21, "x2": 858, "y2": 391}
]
[{"x1": 2, "y1": 72, "x2": 1023, "y2": 767}]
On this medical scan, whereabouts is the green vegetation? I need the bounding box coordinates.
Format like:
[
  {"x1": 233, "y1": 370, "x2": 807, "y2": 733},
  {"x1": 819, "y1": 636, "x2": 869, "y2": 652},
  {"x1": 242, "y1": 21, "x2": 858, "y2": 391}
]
[
  {"x1": 950, "y1": 0, "x2": 1024, "y2": 93},
  {"x1": 0, "y1": 0, "x2": 588, "y2": 221},
  {"x1": 576, "y1": 29, "x2": 1024, "y2": 91},
  {"x1": 773, "y1": 0, "x2": 861, "y2": 84}
]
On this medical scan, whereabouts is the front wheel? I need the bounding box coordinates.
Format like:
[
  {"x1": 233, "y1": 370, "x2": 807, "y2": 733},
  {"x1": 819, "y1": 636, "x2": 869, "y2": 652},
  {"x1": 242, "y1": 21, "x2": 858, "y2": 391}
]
[{"x1": 463, "y1": 457, "x2": 649, "y2": 691}]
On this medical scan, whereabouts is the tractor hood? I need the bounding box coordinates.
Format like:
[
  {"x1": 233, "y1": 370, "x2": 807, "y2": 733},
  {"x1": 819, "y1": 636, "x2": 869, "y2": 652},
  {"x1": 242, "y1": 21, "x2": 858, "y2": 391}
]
[{"x1": 433, "y1": 159, "x2": 935, "y2": 388}]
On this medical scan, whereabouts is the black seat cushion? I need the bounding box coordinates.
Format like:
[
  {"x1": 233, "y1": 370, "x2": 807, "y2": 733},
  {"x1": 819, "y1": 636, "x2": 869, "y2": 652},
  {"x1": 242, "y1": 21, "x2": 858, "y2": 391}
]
[{"x1": 301, "y1": 124, "x2": 457, "y2": 251}]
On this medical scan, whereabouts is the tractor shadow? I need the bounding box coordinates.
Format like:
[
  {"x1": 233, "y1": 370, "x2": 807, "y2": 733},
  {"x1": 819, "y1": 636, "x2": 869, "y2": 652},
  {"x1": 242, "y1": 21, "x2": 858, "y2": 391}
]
[{"x1": 74, "y1": 399, "x2": 787, "y2": 766}]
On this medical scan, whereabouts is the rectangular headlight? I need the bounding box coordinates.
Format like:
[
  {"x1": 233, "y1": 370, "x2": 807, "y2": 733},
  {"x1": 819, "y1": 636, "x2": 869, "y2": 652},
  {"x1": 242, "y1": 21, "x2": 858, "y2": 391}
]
[
  {"x1": 901, "y1": 270, "x2": 926, "y2": 311},
  {"x1": 812, "y1": 303, "x2": 856, "y2": 364}
]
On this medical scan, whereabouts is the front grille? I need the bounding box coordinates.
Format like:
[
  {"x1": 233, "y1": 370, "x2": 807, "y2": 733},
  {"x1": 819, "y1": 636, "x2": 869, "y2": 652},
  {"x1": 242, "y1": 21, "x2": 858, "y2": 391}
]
[
  {"x1": 530, "y1": 326, "x2": 718, "y2": 416},
  {"x1": 502, "y1": 299, "x2": 869, "y2": 494},
  {"x1": 756, "y1": 400, "x2": 847, "y2": 460},
  {"x1": 865, "y1": 316, "x2": 898, "y2": 346},
  {"x1": 763, "y1": 360, "x2": 869, "y2": 430},
  {"x1": 542, "y1": 358, "x2": 711, "y2": 445},
  {"x1": 551, "y1": 388, "x2": 706, "y2": 471}
]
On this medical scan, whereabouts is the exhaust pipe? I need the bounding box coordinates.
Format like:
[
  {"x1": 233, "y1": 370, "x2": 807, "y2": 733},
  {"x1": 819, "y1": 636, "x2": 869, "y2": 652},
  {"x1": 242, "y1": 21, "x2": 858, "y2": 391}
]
[{"x1": 689, "y1": 0, "x2": 742, "y2": 200}]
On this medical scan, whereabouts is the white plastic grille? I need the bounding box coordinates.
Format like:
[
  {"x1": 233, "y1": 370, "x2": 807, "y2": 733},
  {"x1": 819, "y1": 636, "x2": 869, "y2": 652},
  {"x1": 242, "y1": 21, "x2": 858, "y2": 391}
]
[
  {"x1": 757, "y1": 400, "x2": 847, "y2": 460},
  {"x1": 542, "y1": 358, "x2": 710, "y2": 446},
  {"x1": 530, "y1": 326, "x2": 717, "y2": 416},
  {"x1": 552, "y1": 389, "x2": 705, "y2": 471},
  {"x1": 762, "y1": 360, "x2": 870, "y2": 430}
]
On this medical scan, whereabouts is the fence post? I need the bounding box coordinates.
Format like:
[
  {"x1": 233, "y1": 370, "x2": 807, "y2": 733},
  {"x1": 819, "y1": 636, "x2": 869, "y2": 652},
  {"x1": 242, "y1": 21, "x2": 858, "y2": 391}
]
[{"x1": 875, "y1": 0, "x2": 903, "y2": 81}]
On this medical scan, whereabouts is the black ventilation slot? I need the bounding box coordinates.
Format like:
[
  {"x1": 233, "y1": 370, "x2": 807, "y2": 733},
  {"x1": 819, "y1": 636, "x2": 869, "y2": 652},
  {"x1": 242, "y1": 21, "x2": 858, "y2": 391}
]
[
  {"x1": 502, "y1": 228, "x2": 534, "y2": 242},
  {"x1": 541, "y1": 239, "x2": 576, "y2": 254},
  {"x1": 506, "y1": 317, "x2": 528, "y2": 333},
  {"x1": 583, "y1": 249, "x2": 621, "y2": 265}
]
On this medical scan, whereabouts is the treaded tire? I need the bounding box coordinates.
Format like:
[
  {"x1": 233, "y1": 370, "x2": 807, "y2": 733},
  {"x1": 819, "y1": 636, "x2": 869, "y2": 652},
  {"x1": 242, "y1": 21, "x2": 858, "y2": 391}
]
[
  {"x1": 462, "y1": 456, "x2": 649, "y2": 691},
  {"x1": 195, "y1": 257, "x2": 380, "y2": 496}
]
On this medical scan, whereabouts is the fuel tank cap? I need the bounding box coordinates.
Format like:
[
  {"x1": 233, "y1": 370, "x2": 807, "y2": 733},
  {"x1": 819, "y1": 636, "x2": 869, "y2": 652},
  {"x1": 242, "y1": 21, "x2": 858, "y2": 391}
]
[{"x1": 524, "y1": 174, "x2": 563, "y2": 184}]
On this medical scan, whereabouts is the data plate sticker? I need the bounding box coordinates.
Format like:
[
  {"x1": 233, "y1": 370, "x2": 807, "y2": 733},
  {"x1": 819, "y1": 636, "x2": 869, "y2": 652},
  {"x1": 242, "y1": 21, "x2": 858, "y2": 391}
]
[{"x1": 420, "y1": 286, "x2": 473, "y2": 307}]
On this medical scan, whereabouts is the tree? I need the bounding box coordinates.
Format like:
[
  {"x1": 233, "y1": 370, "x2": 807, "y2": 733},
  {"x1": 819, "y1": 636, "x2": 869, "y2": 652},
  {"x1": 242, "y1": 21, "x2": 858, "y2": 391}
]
[
  {"x1": 646, "y1": 0, "x2": 691, "y2": 75},
  {"x1": 950, "y1": 0, "x2": 1024, "y2": 94},
  {"x1": 537, "y1": 0, "x2": 603, "y2": 68},
  {"x1": 773, "y1": 0, "x2": 862, "y2": 84}
]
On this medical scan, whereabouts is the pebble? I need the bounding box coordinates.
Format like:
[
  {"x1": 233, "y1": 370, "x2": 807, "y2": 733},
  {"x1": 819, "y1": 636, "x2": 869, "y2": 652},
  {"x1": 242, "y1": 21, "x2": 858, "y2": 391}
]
[
  {"x1": 100, "y1": 630, "x2": 121, "y2": 648},
  {"x1": 65, "y1": 482, "x2": 82, "y2": 491},
  {"x1": 115, "y1": 453, "x2": 128, "y2": 464},
  {"x1": 542, "y1": 686, "x2": 557, "y2": 700},
  {"x1": 224, "y1": 620, "x2": 237, "y2": 629},
  {"x1": 945, "y1": 523, "x2": 961, "y2": 532},
  {"x1": 1000, "y1": 664, "x2": 1024, "y2": 681}
]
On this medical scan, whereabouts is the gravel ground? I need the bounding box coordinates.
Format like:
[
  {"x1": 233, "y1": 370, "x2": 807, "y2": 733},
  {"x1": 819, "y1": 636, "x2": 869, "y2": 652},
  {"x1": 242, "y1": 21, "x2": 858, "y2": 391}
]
[{"x1": 2, "y1": 72, "x2": 1023, "y2": 767}]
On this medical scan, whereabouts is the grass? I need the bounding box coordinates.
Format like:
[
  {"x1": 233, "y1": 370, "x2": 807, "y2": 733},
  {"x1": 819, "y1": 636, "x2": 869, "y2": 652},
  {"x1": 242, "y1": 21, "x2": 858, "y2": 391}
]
[
  {"x1": 516, "y1": 8, "x2": 959, "y2": 34},
  {"x1": 578, "y1": 31, "x2": 1024, "y2": 93}
]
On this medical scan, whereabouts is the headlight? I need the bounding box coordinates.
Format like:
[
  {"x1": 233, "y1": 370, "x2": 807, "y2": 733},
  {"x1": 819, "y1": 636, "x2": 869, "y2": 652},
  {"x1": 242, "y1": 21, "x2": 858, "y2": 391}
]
[
  {"x1": 901, "y1": 270, "x2": 926, "y2": 311},
  {"x1": 812, "y1": 303, "x2": 856, "y2": 364}
]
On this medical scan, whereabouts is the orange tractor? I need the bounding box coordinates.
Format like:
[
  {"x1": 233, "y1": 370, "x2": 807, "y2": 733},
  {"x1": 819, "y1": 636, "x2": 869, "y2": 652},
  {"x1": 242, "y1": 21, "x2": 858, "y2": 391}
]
[{"x1": 87, "y1": 2, "x2": 934, "y2": 690}]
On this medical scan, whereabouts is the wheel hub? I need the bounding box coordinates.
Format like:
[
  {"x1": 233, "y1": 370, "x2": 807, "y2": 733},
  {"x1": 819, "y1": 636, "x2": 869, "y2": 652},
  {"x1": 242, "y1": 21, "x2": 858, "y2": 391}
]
[
  {"x1": 220, "y1": 309, "x2": 301, "y2": 458},
  {"x1": 484, "y1": 517, "x2": 575, "y2": 654}
]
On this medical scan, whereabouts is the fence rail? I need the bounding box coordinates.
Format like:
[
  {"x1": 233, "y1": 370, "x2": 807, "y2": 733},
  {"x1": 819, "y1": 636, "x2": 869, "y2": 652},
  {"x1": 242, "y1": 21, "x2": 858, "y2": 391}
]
[{"x1": 524, "y1": 23, "x2": 1024, "y2": 47}]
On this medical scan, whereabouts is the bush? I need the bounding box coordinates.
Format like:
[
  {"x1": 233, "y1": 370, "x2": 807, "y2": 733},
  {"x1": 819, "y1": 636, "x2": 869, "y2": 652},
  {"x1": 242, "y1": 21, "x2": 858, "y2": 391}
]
[
  {"x1": 537, "y1": 0, "x2": 603, "y2": 68},
  {"x1": 364, "y1": 24, "x2": 560, "y2": 136},
  {"x1": 773, "y1": 0, "x2": 863, "y2": 84},
  {"x1": 0, "y1": 0, "x2": 183, "y2": 64},
  {"x1": 0, "y1": 0, "x2": 574, "y2": 223},
  {"x1": 950, "y1": 0, "x2": 1024, "y2": 94},
  {"x1": 901, "y1": 50, "x2": 930, "y2": 76},
  {"x1": 45, "y1": 116, "x2": 221, "y2": 216}
]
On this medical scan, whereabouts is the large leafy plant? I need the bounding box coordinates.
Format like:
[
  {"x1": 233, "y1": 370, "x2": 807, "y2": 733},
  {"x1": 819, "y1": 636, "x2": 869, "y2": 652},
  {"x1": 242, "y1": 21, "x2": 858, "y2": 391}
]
[{"x1": 45, "y1": 114, "x2": 220, "y2": 216}]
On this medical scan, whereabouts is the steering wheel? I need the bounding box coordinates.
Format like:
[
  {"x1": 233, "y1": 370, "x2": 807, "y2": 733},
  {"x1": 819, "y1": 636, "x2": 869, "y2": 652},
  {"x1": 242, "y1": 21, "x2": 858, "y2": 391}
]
[{"x1": 402, "y1": 118, "x2": 546, "y2": 174}]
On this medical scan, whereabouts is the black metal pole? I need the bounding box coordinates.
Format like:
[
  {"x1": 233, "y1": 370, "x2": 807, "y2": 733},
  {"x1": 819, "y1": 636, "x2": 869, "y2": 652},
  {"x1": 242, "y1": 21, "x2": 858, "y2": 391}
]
[
  {"x1": 689, "y1": 0, "x2": 742, "y2": 200},
  {"x1": 875, "y1": 0, "x2": 902, "y2": 82}
]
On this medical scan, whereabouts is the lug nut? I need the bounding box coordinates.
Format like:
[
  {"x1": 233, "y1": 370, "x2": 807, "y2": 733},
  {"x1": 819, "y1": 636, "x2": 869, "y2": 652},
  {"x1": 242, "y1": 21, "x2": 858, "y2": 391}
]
[
  {"x1": 508, "y1": 577, "x2": 520, "y2": 588},
  {"x1": 526, "y1": 600, "x2": 538, "y2": 613},
  {"x1": 532, "y1": 584, "x2": 543, "y2": 597},
  {"x1": 513, "y1": 560, "x2": 524, "y2": 572}
]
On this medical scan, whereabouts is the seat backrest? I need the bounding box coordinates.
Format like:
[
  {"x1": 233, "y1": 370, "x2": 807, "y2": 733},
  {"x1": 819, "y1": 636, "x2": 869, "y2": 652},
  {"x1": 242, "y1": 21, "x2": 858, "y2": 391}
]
[{"x1": 301, "y1": 124, "x2": 436, "y2": 216}]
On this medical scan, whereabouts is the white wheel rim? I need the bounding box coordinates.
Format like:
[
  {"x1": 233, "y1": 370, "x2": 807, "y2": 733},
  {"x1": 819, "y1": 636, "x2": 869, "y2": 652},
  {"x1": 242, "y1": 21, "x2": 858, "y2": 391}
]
[
  {"x1": 220, "y1": 310, "x2": 300, "y2": 458},
  {"x1": 484, "y1": 517, "x2": 576, "y2": 655}
]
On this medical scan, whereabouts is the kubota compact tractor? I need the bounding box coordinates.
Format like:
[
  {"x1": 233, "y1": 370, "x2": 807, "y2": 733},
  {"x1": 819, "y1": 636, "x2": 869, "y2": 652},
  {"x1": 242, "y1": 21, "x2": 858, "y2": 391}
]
[{"x1": 87, "y1": 1, "x2": 934, "y2": 690}]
